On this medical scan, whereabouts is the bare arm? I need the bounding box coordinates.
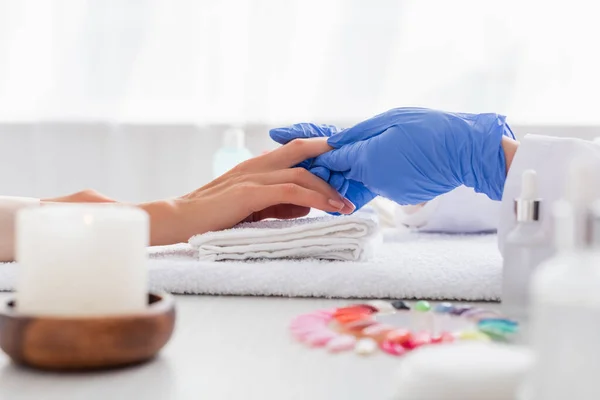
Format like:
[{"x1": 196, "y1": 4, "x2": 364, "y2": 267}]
[
  {"x1": 0, "y1": 138, "x2": 353, "y2": 261},
  {"x1": 502, "y1": 136, "x2": 519, "y2": 174}
]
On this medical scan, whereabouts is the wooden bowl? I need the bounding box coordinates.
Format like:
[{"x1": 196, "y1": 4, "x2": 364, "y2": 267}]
[{"x1": 0, "y1": 292, "x2": 176, "y2": 371}]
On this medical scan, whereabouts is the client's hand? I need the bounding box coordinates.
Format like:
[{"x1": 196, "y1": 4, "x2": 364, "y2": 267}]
[{"x1": 143, "y1": 138, "x2": 355, "y2": 245}]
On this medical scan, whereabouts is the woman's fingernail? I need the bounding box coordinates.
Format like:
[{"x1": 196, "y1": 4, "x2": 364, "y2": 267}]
[
  {"x1": 328, "y1": 199, "x2": 345, "y2": 209},
  {"x1": 342, "y1": 198, "x2": 356, "y2": 213}
]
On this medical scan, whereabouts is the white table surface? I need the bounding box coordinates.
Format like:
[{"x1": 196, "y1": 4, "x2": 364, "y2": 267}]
[{"x1": 0, "y1": 294, "x2": 497, "y2": 400}]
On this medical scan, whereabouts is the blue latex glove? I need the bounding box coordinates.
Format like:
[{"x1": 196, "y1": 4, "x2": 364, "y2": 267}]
[
  {"x1": 270, "y1": 108, "x2": 515, "y2": 210},
  {"x1": 269, "y1": 123, "x2": 377, "y2": 211}
]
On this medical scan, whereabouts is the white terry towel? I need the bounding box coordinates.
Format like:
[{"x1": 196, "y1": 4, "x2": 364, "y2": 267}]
[
  {"x1": 188, "y1": 215, "x2": 379, "y2": 261},
  {"x1": 0, "y1": 231, "x2": 501, "y2": 300}
]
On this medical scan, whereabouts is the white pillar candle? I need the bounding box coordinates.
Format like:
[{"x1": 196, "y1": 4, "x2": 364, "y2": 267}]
[{"x1": 15, "y1": 204, "x2": 149, "y2": 316}]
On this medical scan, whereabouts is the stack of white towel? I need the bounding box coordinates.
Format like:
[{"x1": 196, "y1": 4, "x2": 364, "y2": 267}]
[{"x1": 189, "y1": 215, "x2": 379, "y2": 262}]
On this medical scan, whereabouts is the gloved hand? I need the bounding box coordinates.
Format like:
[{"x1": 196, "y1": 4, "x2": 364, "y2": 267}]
[
  {"x1": 270, "y1": 107, "x2": 515, "y2": 210},
  {"x1": 270, "y1": 123, "x2": 377, "y2": 212}
]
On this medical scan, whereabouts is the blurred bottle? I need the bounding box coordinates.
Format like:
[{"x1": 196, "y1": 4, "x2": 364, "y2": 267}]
[
  {"x1": 528, "y1": 202, "x2": 600, "y2": 400},
  {"x1": 212, "y1": 127, "x2": 253, "y2": 178},
  {"x1": 527, "y1": 160, "x2": 600, "y2": 400},
  {"x1": 502, "y1": 170, "x2": 550, "y2": 321}
]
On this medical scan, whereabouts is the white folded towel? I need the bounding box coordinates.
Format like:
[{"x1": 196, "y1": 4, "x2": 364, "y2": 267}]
[
  {"x1": 0, "y1": 232, "x2": 501, "y2": 300},
  {"x1": 188, "y1": 215, "x2": 379, "y2": 261}
]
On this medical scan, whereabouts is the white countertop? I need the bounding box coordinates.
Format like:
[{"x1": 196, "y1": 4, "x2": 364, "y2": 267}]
[{"x1": 0, "y1": 294, "x2": 496, "y2": 400}]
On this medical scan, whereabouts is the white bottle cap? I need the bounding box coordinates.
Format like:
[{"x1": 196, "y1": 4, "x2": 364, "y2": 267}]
[
  {"x1": 552, "y1": 200, "x2": 575, "y2": 251},
  {"x1": 519, "y1": 170, "x2": 538, "y2": 200},
  {"x1": 222, "y1": 127, "x2": 245, "y2": 149},
  {"x1": 565, "y1": 158, "x2": 599, "y2": 207},
  {"x1": 564, "y1": 159, "x2": 600, "y2": 247},
  {"x1": 515, "y1": 170, "x2": 540, "y2": 222}
]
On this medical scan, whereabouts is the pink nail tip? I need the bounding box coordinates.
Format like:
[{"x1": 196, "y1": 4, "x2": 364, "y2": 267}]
[
  {"x1": 327, "y1": 335, "x2": 357, "y2": 352},
  {"x1": 380, "y1": 340, "x2": 407, "y2": 356},
  {"x1": 291, "y1": 327, "x2": 331, "y2": 341},
  {"x1": 431, "y1": 332, "x2": 455, "y2": 344},
  {"x1": 404, "y1": 332, "x2": 432, "y2": 349},
  {"x1": 362, "y1": 324, "x2": 392, "y2": 336},
  {"x1": 306, "y1": 331, "x2": 337, "y2": 347}
]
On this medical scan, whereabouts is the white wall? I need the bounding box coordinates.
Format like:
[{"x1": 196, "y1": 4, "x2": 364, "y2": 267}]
[
  {"x1": 1, "y1": 123, "x2": 598, "y2": 202},
  {"x1": 1, "y1": 0, "x2": 599, "y2": 126},
  {"x1": 0, "y1": 123, "x2": 276, "y2": 202}
]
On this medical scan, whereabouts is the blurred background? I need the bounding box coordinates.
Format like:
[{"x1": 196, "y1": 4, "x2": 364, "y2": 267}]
[{"x1": 0, "y1": 0, "x2": 597, "y2": 202}]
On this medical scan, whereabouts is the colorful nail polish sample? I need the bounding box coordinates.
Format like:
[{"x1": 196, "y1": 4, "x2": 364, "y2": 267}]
[
  {"x1": 391, "y1": 300, "x2": 411, "y2": 310},
  {"x1": 434, "y1": 302, "x2": 454, "y2": 313},
  {"x1": 349, "y1": 304, "x2": 379, "y2": 313},
  {"x1": 343, "y1": 319, "x2": 377, "y2": 333},
  {"x1": 290, "y1": 300, "x2": 513, "y2": 358},
  {"x1": 327, "y1": 335, "x2": 357, "y2": 352},
  {"x1": 463, "y1": 309, "x2": 501, "y2": 321},
  {"x1": 431, "y1": 332, "x2": 455, "y2": 344},
  {"x1": 305, "y1": 331, "x2": 338, "y2": 347},
  {"x1": 386, "y1": 329, "x2": 413, "y2": 346},
  {"x1": 362, "y1": 324, "x2": 394, "y2": 341},
  {"x1": 449, "y1": 305, "x2": 473, "y2": 316},
  {"x1": 367, "y1": 300, "x2": 395, "y2": 313},
  {"x1": 334, "y1": 305, "x2": 376, "y2": 318},
  {"x1": 335, "y1": 313, "x2": 372, "y2": 325},
  {"x1": 291, "y1": 324, "x2": 332, "y2": 342},
  {"x1": 355, "y1": 338, "x2": 378, "y2": 355},
  {"x1": 477, "y1": 318, "x2": 518, "y2": 335},
  {"x1": 414, "y1": 300, "x2": 431, "y2": 312},
  {"x1": 380, "y1": 340, "x2": 407, "y2": 356},
  {"x1": 458, "y1": 330, "x2": 492, "y2": 341},
  {"x1": 289, "y1": 310, "x2": 334, "y2": 342},
  {"x1": 404, "y1": 332, "x2": 432, "y2": 349}
]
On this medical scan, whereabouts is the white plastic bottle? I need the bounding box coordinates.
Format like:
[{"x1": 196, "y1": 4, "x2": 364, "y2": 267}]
[
  {"x1": 527, "y1": 161, "x2": 600, "y2": 400},
  {"x1": 212, "y1": 127, "x2": 253, "y2": 178},
  {"x1": 527, "y1": 201, "x2": 600, "y2": 400},
  {"x1": 502, "y1": 170, "x2": 550, "y2": 320}
]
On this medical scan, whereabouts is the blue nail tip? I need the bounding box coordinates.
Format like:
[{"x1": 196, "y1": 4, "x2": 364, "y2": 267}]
[
  {"x1": 434, "y1": 302, "x2": 454, "y2": 313},
  {"x1": 449, "y1": 306, "x2": 473, "y2": 316}
]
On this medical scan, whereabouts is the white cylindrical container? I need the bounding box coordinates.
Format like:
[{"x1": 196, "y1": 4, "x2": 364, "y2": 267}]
[
  {"x1": 394, "y1": 343, "x2": 532, "y2": 400},
  {"x1": 15, "y1": 204, "x2": 149, "y2": 316},
  {"x1": 502, "y1": 170, "x2": 550, "y2": 321},
  {"x1": 527, "y1": 200, "x2": 600, "y2": 400}
]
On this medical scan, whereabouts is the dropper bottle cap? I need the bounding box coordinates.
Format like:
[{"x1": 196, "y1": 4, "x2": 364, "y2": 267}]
[
  {"x1": 552, "y1": 200, "x2": 575, "y2": 252},
  {"x1": 222, "y1": 127, "x2": 245, "y2": 149},
  {"x1": 514, "y1": 170, "x2": 540, "y2": 222},
  {"x1": 565, "y1": 159, "x2": 600, "y2": 247},
  {"x1": 566, "y1": 159, "x2": 599, "y2": 208}
]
